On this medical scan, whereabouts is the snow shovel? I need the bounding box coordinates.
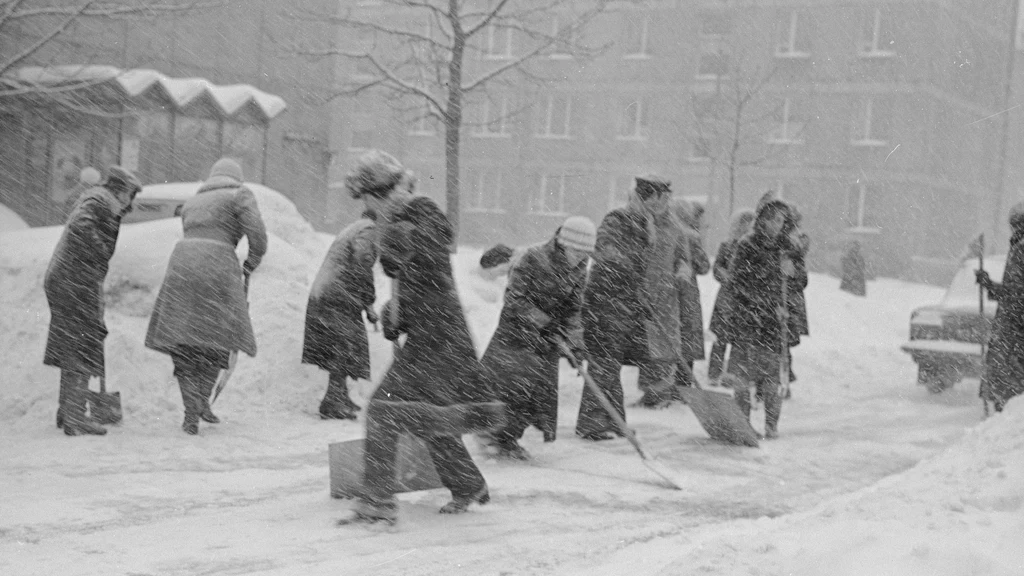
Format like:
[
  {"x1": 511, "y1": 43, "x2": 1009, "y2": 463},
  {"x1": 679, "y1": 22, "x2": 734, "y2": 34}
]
[
  {"x1": 780, "y1": 250, "x2": 791, "y2": 400},
  {"x1": 87, "y1": 376, "x2": 123, "y2": 425},
  {"x1": 557, "y1": 339, "x2": 685, "y2": 490},
  {"x1": 212, "y1": 272, "x2": 250, "y2": 405},
  {"x1": 975, "y1": 235, "x2": 990, "y2": 418}
]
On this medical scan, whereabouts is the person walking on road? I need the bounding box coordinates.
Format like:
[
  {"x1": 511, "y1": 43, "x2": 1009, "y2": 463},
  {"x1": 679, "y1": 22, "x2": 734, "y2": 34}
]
[
  {"x1": 707, "y1": 209, "x2": 755, "y2": 382},
  {"x1": 302, "y1": 209, "x2": 379, "y2": 420},
  {"x1": 480, "y1": 217, "x2": 594, "y2": 459},
  {"x1": 575, "y1": 175, "x2": 665, "y2": 441},
  {"x1": 338, "y1": 150, "x2": 504, "y2": 525},
  {"x1": 45, "y1": 166, "x2": 141, "y2": 436},
  {"x1": 145, "y1": 158, "x2": 268, "y2": 435}
]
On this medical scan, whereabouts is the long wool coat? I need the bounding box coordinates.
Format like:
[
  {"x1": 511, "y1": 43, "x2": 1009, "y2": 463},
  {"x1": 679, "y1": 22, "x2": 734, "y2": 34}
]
[
  {"x1": 677, "y1": 231, "x2": 711, "y2": 361},
  {"x1": 840, "y1": 243, "x2": 867, "y2": 296},
  {"x1": 301, "y1": 218, "x2": 377, "y2": 379},
  {"x1": 708, "y1": 239, "x2": 740, "y2": 342},
  {"x1": 642, "y1": 210, "x2": 689, "y2": 363},
  {"x1": 374, "y1": 196, "x2": 496, "y2": 408},
  {"x1": 983, "y1": 229, "x2": 1024, "y2": 406},
  {"x1": 583, "y1": 205, "x2": 652, "y2": 364},
  {"x1": 43, "y1": 186, "x2": 124, "y2": 376},
  {"x1": 481, "y1": 237, "x2": 587, "y2": 441},
  {"x1": 145, "y1": 180, "x2": 268, "y2": 358}
]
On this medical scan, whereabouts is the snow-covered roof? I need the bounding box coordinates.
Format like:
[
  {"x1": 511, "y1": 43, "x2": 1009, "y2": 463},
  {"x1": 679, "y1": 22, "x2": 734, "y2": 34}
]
[{"x1": 11, "y1": 65, "x2": 286, "y2": 121}]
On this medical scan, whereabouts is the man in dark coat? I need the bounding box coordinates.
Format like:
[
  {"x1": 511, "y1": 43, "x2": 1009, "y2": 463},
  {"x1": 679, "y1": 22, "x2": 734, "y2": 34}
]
[
  {"x1": 302, "y1": 209, "x2": 379, "y2": 420},
  {"x1": 575, "y1": 175, "x2": 665, "y2": 441},
  {"x1": 480, "y1": 216, "x2": 594, "y2": 459},
  {"x1": 726, "y1": 198, "x2": 804, "y2": 439},
  {"x1": 339, "y1": 150, "x2": 504, "y2": 525},
  {"x1": 977, "y1": 202, "x2": 1024, "y2": 412},
  {"x1": 145, "y1": 158, "x2": 268, "y2": 435},
  {"x1": 708, "y1": 209, "x2": 755, "y2": 381},
  {"x1": 840, "y1": 240, "x2": 867, "y2": 296},
  {"x1": 45, "y1": 166, "x2": 142, "y2": 436}
]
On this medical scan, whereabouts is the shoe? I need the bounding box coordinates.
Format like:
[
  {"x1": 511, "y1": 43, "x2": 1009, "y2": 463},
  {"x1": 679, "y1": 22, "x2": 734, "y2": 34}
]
[
  {"x1": 56, "y1": 410, "x2": 64, "y2": 429},
  {"x1": 764, "y1": 427, "x2": 778, "y2": 440},
  {"x1": 496, "y1": 442, "x2": 531, "y2": 461},
  {"x1": 631, "y1": 395, "x2": 671, "y2": 409},
  {"x1": 336, "y1": 510, "x2": 397, "y2": 526},
  {"x1": 577, "y1": 430, "x2": 616, "y2": 442},
  {"x1": 439, "y1": 486, "x2": 490, "y2": 514},
  {"x1": 182, "y1": 421, "x2": 199, "y2": 435},
  {"x1": 338, "y1": 498, "x2": 399, "y2": 525},
  {"x1": 63, "y1": 419, "x2": 107, "y2": 436},
  {"x1": 200, "y1": 408, "x2": 220, "y2": 424}
]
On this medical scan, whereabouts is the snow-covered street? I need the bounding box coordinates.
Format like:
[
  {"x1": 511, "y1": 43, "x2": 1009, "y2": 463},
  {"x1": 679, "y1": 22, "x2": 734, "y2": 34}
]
[{"x1": 1, "y1": 190, "x2": 1021, "y2": 575}]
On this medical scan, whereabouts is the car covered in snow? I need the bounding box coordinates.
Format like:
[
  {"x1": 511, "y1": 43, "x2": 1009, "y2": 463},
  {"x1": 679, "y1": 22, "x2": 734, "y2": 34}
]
[
  {"x1": 122, "y1": 182, "x2": 200, "y2": 224},
  {"x1": 901, "y1": 255, "x2": 1004, "y2": 393}
]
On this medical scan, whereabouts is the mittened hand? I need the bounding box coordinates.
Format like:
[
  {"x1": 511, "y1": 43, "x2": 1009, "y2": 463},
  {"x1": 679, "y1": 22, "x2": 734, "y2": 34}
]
[
  {"x1": 975, "y1": 270, "x2": 991, "y2": 288},
  {"x1": 781, "y1": 258, "x2": 796, "y2": 277},
  {"x1": 365, "y1": 308, "x2": 380, "y2": 325}
]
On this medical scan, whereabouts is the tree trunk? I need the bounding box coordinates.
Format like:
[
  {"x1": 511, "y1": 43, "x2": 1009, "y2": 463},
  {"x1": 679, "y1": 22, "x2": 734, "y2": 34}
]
[{"x1": 444, "y1": 3, "x2": 465, "y2": 251}]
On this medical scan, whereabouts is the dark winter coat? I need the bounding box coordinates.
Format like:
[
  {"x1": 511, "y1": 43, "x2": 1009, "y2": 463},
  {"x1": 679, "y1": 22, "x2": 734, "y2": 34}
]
[
  {"x1": 708, "y1": 239, "x2": 740, "y2": 342},
  {"x1": 583, "y1": 203, "x2": 653, "y2": 364},
  {"x1": 786, "y1": 232, "x2": 811, "y2": 345},
  {"x1": 145, "y1": 180, "x2": 268, "y2": 358},
  {"x1": 481, "y1": 237, "x2": 587, "y2": 440},
  {"x1": 643, "y1": 210, "x2": 688, "y2": 362},
  {"x1": 983, "y1": 229, "x2": 1024, "y2": 407},
  {"x1": 374, "y1": 196, "x2": 496, "y2": 407},
  {"x1": 729, "y1": 209, "x2": 808, "y2": 352},
  {"x1": 840, "y1": 243, "x2": 867, "y2": 296},
  {"x1": 302, "y1": 218, "x2": 377, "y2": 379},
  {"x1": 43, "y1": 186, "x2": 124, "y2": 376},
  {"x1": 677, "y1": 227, "x2": 710, "y2": 361}
]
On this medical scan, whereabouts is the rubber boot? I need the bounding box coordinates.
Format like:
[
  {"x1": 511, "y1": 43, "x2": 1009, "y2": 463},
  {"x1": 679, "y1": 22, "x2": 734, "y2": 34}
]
[
  {"x1": 62, "y1": 370, "x2": 106, "y2": 437},
  {"x1": 320, "y1": 372, "x2": 357, "y2": 420},
  {"x1": 439, "y1": 485, "x2": 490, "y2": 514}
]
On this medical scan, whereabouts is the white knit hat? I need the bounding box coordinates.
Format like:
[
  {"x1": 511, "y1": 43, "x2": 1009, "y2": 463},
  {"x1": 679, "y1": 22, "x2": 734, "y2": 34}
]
[{"x1": 558, "y1": 216, "x2": 597, "y2": 253}]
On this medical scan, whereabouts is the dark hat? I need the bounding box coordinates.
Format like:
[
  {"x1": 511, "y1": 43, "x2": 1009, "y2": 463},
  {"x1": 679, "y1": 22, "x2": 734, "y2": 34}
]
[
  {"x1": 480, "y1": 244, "x2": 515, "y2": 270},
  {"x1": 106, "y1": 165, "x2": 142, "y2": 191},
  {"x1": 634, "y1": 175, "x2": 671, "y2": 201}
]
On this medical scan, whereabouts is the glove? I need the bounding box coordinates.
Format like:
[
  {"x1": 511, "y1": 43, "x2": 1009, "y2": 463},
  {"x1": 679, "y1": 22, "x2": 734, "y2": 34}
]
[
  {"x1": 975, "y1": 270, "x2": 992, "y2": 289},
  {"x1": 364, "y1": 307, "x2": 380, "y2": 326}
]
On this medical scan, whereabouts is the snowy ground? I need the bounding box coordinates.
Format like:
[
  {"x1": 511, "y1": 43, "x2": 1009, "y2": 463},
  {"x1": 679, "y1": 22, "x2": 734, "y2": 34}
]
[{"x1": 1, "y1": 191, "x2": 1021, "y2": 576}]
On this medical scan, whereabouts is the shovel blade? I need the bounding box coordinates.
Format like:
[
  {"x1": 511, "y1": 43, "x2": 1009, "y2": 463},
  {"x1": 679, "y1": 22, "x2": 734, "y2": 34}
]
[
  {"x1": 87, "y1": 391, "x2": 123, "y2": 425},
  {"x1": 642, "y1": 456, "x2": 685, "y2": 491}
]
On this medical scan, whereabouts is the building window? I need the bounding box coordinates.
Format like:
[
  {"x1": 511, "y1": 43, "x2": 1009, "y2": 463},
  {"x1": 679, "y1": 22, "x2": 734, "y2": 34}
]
[
  {"x1": 608, "y1": 174, "x2": 634, "y2": 209},
  {"x1": 530, "y1": 173, "x2": 568, "y2": 215},
  {"x1": 482, "y1": 24, "x2": 513, "y2": 60},
  {"x1": 690, "y1": 135, "x2": 712, "y2": 161},
  {"x1": 349, "y1": 128, "x2": 374, "y2": 151},
  {"x1": 622, "y1": 14, "x2": 650, "y2": 58},
  {"x1": 474, "y1": 96, "x2": 510, "y2": 137},
  {"x1": 550, "y1": 15, "x2": 578, "y2": 59},
  {"x1": 847, "y1": 183, "x2": 879, "y2": 229},
  {"x1": 466, "y1": 168, "x2": 504, "y2": 212},
  {"x1": 223, "y1": 122, "x2": 266, "y2": 182},
  {"x1": 697, "y1": 42, "x2": 730, "y2": 78},
  {"x1": 775, "y1": 11, "x2": 810, "y2": 58},
  {"x1": 617, "y1": 98, "x2": 649, "y2": 140},
  {"x1": 409, "y1": 104, "x2": 435, "y2": 136},
  {"x1": 768, "y1": 98, "x2": 805, "y2": 144},
  {"x1": 859, "y1": 8, "x2": 895, "y2": 56},
  {"x1": 851, "y1": 97, "x2": 892, "y2": 146},
  {"x1": 699, "y1": 11, "x2": 733, "y2": 37},
  {"x1": 536, "y1": 94, "x2": 572, "y2": 138}
]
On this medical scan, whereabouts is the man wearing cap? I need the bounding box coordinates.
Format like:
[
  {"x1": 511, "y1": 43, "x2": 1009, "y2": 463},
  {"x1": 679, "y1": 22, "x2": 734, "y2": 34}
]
[
  {"x1": 479, "y1": 216, "x2": 595, "y2": 459},
  {"x1": 44, "y1": 165, "x2": 142, "y2": 436},
  {"x1": 576, "y1": 175, "x2": 667, "y2": 441}
]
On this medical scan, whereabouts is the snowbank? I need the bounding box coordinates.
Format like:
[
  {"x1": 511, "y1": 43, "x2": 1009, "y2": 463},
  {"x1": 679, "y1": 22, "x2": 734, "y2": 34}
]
[{"x1": 0, "y1": 202, "x2": 28, "y2": 233}]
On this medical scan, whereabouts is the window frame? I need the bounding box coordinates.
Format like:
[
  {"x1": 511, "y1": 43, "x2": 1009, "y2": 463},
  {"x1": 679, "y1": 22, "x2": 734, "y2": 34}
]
[
  {"x1": 473, "y1": 96, "x2": 511, "y2": 138},
  {"x1": 531, "y1": 173, "x2": 568, "y2": 216},
  {"x1": 775, "y1": 10, "x2": 810, "y2": 59},
  {"x1": 536, "y1": 94, "x2": 573, "y2": 139},
  {"x1": 848, "y1": 182, "x2": 880, "y2": 230},
  {"x1": 408, "y1": 104, "x2": 436, "y2": 136},
  {"x1": 617, "y1": 98, "x2": 649, "y2": 141},
  {"x1": 851, "y1": 97, "x2": 891, "y2": 147},
  {"x1": 858, "y1": 8, "x2": 895, "y2": 58},
  {"x1": 466, "y1": 168, "x2": 505, "y2": 213},
  {"x1": 482, "y1": 24, "x2": 513, "y2": 60},
  {"x1": 767, "y1": 98, "x2": 805, "y2": 145},
  {"x1": 549, "y1": 15, "x2": 578, "y2": 60},
  {"x1": 622, "y1": 14, "x2": 651, "y2": 59}
]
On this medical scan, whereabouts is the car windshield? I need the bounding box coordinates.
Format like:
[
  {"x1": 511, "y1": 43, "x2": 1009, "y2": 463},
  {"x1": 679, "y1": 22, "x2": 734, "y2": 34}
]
[{"x1": 941, "y1": 258, "x2": 1005, "y2": 309}]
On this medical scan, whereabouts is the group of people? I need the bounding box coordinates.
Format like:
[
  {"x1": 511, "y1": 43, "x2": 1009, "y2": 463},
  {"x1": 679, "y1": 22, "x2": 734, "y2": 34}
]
[{"x1": 45, "y1": 158, "x2": 267, "y2": 436}]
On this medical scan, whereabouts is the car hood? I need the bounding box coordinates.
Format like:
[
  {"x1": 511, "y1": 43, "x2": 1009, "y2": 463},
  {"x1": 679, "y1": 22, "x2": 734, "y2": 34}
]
[{"x1": 912, "y1": 303, "x2": 996, "y2": 319}]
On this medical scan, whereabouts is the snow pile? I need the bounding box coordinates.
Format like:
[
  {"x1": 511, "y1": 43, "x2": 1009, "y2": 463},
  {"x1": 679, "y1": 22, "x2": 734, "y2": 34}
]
[{"x1": 0, "y1": 202, "x2": 29, "y2": 233}]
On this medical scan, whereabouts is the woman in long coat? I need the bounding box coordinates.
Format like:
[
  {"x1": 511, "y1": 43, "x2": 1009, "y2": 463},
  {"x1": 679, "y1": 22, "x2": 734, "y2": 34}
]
[
  {"x1": 840, "y1": 240, "x2": 867, "y2": 296},
  {"x1": 145, "y1": 158, "x2": 268, "y2": 435},
  {"x1": 45, "y1": 166, "x2": 141, "y2": 436},
  {"x1": 302, "y1": 210, "x2": 378, "y2": 420},
  {"x1": 673, "y1": 200, "x2": 711, "y2": 389},
  {"x1": 707, "y1": 209, "x2": 755, "y2": 381},
  {"x1": 340, "y1": 150, "x2": 504, "y2": 525}
]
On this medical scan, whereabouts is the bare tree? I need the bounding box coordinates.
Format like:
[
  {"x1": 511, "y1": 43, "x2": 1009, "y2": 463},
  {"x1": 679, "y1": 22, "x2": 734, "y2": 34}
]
[
  {"x1": 0, "y1": 0, "x2": 221, "y2": 99},
  {"x1": 295, "y1": 0, "x2": 612, "y2": 243}
]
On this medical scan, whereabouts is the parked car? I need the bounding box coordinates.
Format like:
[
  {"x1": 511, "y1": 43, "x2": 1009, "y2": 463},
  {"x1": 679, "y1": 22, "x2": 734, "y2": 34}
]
[
  {"x1": 901, "y1": 256, "x2": 1005, "y2": 393},
  {"x1": 122, "y1": 182, "x2": 200, "y2": 224}
]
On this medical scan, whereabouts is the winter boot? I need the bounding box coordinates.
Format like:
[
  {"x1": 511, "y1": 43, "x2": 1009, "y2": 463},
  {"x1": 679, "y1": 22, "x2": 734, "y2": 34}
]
[
  {"x1": 178, "y1": 374, "x2": 202, "y2": 435},
  {"x1": 439, "y1": 485, "x2": 490, "y2": 514},
  {"x1": 495, "y1": 439, "x2": 531, "y2": 461},
  {"x1": 196, "y1": 373, "x2": 220, "y2": 424},
  {"x1": 337, "y1": 497, "x2": 399, "y2": 526},
  {"x1": 62, "y1": 371, "x2": 106, "y2": 437}
]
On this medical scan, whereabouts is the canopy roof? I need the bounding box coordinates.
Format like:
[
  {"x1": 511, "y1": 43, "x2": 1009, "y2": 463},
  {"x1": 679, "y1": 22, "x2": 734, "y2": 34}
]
[{"x1": 12, "y1": 65, "x2": 286, "y2": 121}]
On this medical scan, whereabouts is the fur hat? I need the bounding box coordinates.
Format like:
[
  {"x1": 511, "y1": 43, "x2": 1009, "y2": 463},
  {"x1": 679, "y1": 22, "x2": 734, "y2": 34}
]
[
  {"x1": 345, "y1": 149, "x2": 405, "y2": 199},
  {"x1": 557, "y1": 216, "x2": 597, "y2": 253},
  {"x1": 105, "y1": 165, "x2": 142, "y2": 192},
  {"x1": 634, "y1": 175, "x2": 671, "y2": 201},
  {"x1": 204, "y1": 158, "x2": 244, "y2": 188},
  {"x1": 480, "y1": 244, "x2": 515, "y2": 269}
]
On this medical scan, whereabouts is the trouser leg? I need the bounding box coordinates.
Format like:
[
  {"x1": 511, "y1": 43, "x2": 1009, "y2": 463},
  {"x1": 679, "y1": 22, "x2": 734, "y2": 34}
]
[
  {"x1": 321, "y1": 371, "x2": 355, "y2": 414},
  {"x1": 60, "y1": 369, "x2": 89, "y2": 425},
  {"x1": 425, "y1": 435, "x2": 487, "y2": 499},
  {"x1": 638, "y1": 361, "x2": 676, "y2": 404},
  {"x1": 708, "y1": 340, "x2": 727, "y2": 380},
  {"x1": 674, "y1": 360, "x2": 695, "y2": 389},
  {"x1": 728, "y1": 346, "x2": 754, "y2": 419}
]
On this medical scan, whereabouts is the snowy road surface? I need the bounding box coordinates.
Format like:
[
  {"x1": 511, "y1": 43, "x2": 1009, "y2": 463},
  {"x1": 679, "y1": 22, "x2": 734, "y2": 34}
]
[{"x1": 2, "y1": 195, "x2": 1019, "y2": 575}]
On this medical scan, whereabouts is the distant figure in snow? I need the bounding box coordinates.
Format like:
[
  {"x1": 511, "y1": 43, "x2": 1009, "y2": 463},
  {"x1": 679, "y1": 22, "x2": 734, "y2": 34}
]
[
  {"x1": 44, "y1": 166, "x2": 142, "y2": 436},
  {"x1": 976, "y1": 202, "x2": 1024, "y2": 413},
  {"x1": 707, "y1": 209, "x2": 755, "y2": 382},
  {"x1": 337, "y1": 150, "x2": 504, "y2": 526},
  {"x1": 479, "y1": 216, "x2": 594, "y2": 460},
  {"x1": 840, "y1": 240, "x2": 867, "y2": 296},
  {"x1": 302, "y1": 209, "x2": 379, "y2": 420},
  {"x1": 576, "y1": 175, "x2": 665, "y2": 440},
  {"x1": 145, "y1": 158, "x2": 268, "y2": 435}
]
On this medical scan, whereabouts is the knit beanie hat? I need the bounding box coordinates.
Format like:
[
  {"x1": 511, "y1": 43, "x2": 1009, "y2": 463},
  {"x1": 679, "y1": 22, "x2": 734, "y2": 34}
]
[
  {"x1": 79, "y1": 167, "x2": 102, "y2": 187},
  {"x1": 207, "y1": 158, "x2": 244, "y2": 183},
  {"x1": 480, "y1": 244, "x2": 515, "y2": 269},
  {"x1": 557, "y1": 216, "x2": 597, "y2": 253},
  {"x1": 345, "y1": 149, "x2": 405, "y2": 199},
  {"x1": 105, "y1": 165, "x2": 142, "y2": 192}
]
